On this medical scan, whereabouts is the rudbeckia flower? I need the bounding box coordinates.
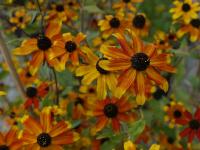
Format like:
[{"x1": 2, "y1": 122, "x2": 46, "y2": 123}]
[
  {"x1": 164, "y1": 101, "x2": 187, "y2": 128},
  {"x1": 0, "y1": 127, "x2": 23, "y2": 150},
  {"x1": 154, "y1": 31, "x2": 179, "y2": 50},
  {"x1": 177, "y1": 107, "x2": 200, "y2": 143},
  {"x1": 170, "y1": 0, "x2": 200, "y2": 23},
  {"x1": 98, "y1": 12, "x2": 128, "y2": 39},
  {"x1": 48, "y1": 32, "x2": 86, "y2": 71},
  {"x1": 24, "y1": 82, "x2": 49, "y2": 109},
  {"x1": 100, "y1": 30, "x2": 176, "y2": 105},
  {"x1": 92, "y1": 97, "x2": 134, "y2": 133},
  {"x1": 22, "y1": 107, "x2": 79, "y2": 149},
  {"x1": 9, "y1": 9, "x2": 31, "y2": 31},
  {"x1": 113, "y1": 0, "x2": 143, "y2": 12},
  {"x1": 177, "y1": 18, "x2": 200, "y2": 42},
  {"x1": 47, "y1": 3, "x2": 78, "y2": 23},
  {"x1": 13, "y1": 21, "x2": 63, "y2": 75},
  {"x1": 127, "y1": 13, "x2": 150, "y2": 37},
  {"x1": 75, "y1": 47, "x2": 117, "y2": 99}
]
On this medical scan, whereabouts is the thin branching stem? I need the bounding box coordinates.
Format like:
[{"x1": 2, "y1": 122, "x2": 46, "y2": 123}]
[{"x1": 52, "y1": 68, "x2": 59, "y2": 105}]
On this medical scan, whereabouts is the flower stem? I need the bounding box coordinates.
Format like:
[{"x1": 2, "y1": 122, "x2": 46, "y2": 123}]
[
  {"x1": 36, "y1": 0, "x2": 44, "y2": 33},
  {"x1": 0, "y1": 31, "x2": 26, "y2": 99},
  {"x1": 80, "y1": 0, "x2": 85, "y2": 32},
  {"x1": 52, "y1": 68, "x2": 59, "y2": 105}
]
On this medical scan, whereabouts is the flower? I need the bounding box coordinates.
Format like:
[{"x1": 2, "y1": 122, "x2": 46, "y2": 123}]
[
  {"x1": 75, "y1": 47, "x2": 117, "y2": 99},
  {"x1": 92, "y1": 97, "x2": 134, "y2": 132},
  {"x1": 177, "y1": 18, "x2": 200, "y2": 42},
  {"x1": 22, "y1": 107, "x2": 79, "y2": 149},
  {"x1": 47, "y1": 2, "x2": 78, "y2": 22},
  {"x1": 164, "y1": 101, "x2": 187, "y2": 128},
  {"x1": 100, "y1": 30, "x2": 176, "y2": 105},
  {"x1": 170, "y1": 0, "x2": 200, "y2": 23},
  {"x1": 13, "y1": 21, "x2": 63, "y2": 75},
  {"x1": 9, "y1": 9, "x2": 31, "y2": 31},
  {"x1": 113, "y1": 0, "x2": 143, "y2": 12},
  {"x1": 98, "y1": 12, "x2": 128, "y2": 39},
  {"x1": 0, "y1": 127, "x2": 23, "y2": 150},
  {"x1": 24, "y1": 82, "x2": 49, "y2": 109},
  {"x1": 49, "y1": 32, "x2": 86, "y2": 71},
  {"x1": 177, "y1": 107, "x2": 200, "y2": 143},
  {"x1": 127, "y1": 13, "x2": 150, "y2": 37}
]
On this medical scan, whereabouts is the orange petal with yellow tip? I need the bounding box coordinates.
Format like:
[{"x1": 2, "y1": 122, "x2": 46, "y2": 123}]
[
  {"x1": 63, "y1": 33, "x2": 73, "y2": 41},
  {"x1": 115, "y1": 69, "x2": 136, "y2": 98},
  {"x1": 9, "y1": 140, "x2": 24, "y2": 150},
  {"x1": 81, "y1": 46, "x2": 98, "y2": 63},
  {"x1": 46, "y1": 47, "x2": 65, "y2": 60},
  {"x1": 40, "y1": 108, "x2": 52, "y2": 133},
  {"x1": 81, "y1": 69, "x2": 99, "y2": 85},
  {"x1": 49, "y1": 121, "x2": 69, "y2": 137},
  {"x1": 48, "y1": 145, "x2": 63, "y2": 150},
  {"x1": 13, "y1": 45, "x2": 38, "y2": 55},
  {"x1": 46, "y1": 20, "x2": 62, "y2": 38},
  {"x1": 23, "y1": 117, "x2": 42, "y2": 135},
  {"x1": 74, "y1": 32, "x2": 86, "y2": 44},
  {"x1": 22, "y1": 132, "x2": 37, "y2": 144},
  {"x1": 136, "y1": 72, "x2": 146, "y2": 105},
  {"x1": 5, "y1": 127, "x2": 17, "y2": 145},
  {"x1": 146, "y1": 67, "x2": 168, "y2": 92},
  {"x1": 97, "y1": 75, "x2": 107, "y2": 99},
  {"x1": 29, "y1": 51, "x2": 44, "y2": 75},
  {"x1": 127, "y1": 29, "x2": 142, "y2": 53},
  {"x1": 52, "y1": 131, "x2": 78, "y2": 145}
]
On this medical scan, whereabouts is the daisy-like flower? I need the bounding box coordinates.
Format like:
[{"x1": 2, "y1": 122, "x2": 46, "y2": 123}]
[
  {"x1": 154, "y1": 31, "x2": 179, "y2": 50},
  {"x1": 9, "y1": 9, "x2": 31, "y2": 31},
  {"x1": 100, "y1": 30, "x2": 176, "y2": 105},
  {"x1": 13, "y1": 21, "x2": 64, "y2": 75},
  {"x1": 177, "y1": 107, "x2": 200, "y2": 143},
  {"x1": 92, "y1": 97, "x2": 134, "y2": 133},
  {"x1": 0, "y1": 127, "x2": 23, "y2": 150},
  {"x1": 24, "y1": 82, "x2": 49, "y2": 109},
  {"x1": 164, "y1": 101, "x2": 187, "y2": 128},
  {"x1": 22, "y1": 107, "x2": 79, "y2": 149},
  {"x1": 98, "y1": 12, "x2": 128, "y2": 39},
  {"x1": 75, "y1": 47, "x2": 117, "y2": 99},
  {"x1": 177, "y1": 18, "x2": 200, "y2": 42},
  {"x1": 48, "y1": 32, "x2": 86, "y2": 71},
  {"x1": 127, "y1": 13, "x2": 150, "y2": 37},
  {"x1": 47, "y1": 3, "x2": 78, "y2": 23},
  {"x1": 113, "y1": 0, "x2": 143, "y2": 12},
  {"x1": 170, "y1": 0, "x2": 200, "y2": 24}
]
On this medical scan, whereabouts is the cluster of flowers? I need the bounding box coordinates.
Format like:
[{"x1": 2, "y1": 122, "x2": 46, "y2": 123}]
[{"x1": 0, "y1": 0, "x2": 199, "y2": 149}]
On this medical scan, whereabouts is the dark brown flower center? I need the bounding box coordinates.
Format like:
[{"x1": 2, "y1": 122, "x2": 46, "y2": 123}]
[
  {"x1": 104, "y1": 103, "x2": 118, "y2": 118},
  {"x1": 0, "y1": 145, "x2": 9, "y2": 150},
  {"x1": 123, "y1": 0, "x2": 131, "y2": 3},
  {"x1": 75, "y1": 97, "x2": 84, "y2": 106},
  {"x1": 68, "y1": 2, "x2": 74, "y2": 6},
  {"x1": 19, "y1": 17, "x2": 24, "y2": 23},
  {"x1": 26, "y1": 87, "x2": 38, "y2": 98},
  {"x1": 190, "y1": 19, "x2": 200, "y2": 28},
  {"x1": 173, "y1": 110, "x2": 182, "y2": 118},
  {"x1": 131, "y1": 53, "x2": 150, "y2": 71},
  {"x1": 37, "y1": 36, "x2": 52, "y2": 51},
  {"x1": 56, "y1": 5, "x2": 64, "y2": 12},
  {"x1": 96, "y1": 59, "x2": 109, "y2": 74},
  {"x1": 10, "y1": 112, "x2": 16, "y2": 119},
  {"x1": 133, "y1": 15, "x2": 146, "y2": 29},
  {"x1": 153, "y1": 87, "x2": 166, "y2": 100},
  {"x1": 189, "y1": 119, "x2": 200, "y2": 130},
  {"x1": 37, "y1": 133, "x2": 52, "y2": 147},
  {"x1": 182, "y1": 3, "x2": 191, "y2": 12},
  {"x1": 25, "y1": 71, "x2": 32, "y2": 78},
  {"x1": 167, "y1": 137, "x2": 175, "y2": 144},
  {"x1": 65, "y1": 41, "x2": 77, "y2": 52},
  {"x1": 109, "y1": 17, "x2": 120, "y2": 28}
]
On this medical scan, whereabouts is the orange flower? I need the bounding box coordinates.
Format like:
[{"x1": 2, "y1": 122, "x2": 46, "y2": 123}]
[
  {"x1": 92, "y1": 97, "x2": 134, "y2": 133},
  {"x1": 0, "y1": 127, "x2": 23, "y2": 150},
  {"x1": 177, "y1": 18, "x2": 200, "y2": 42},
  {"x1": 113, "y1": 0, "x2": 143, "y2": 12},
  {"x1": 98, "y1": 12, "x2": 128, "y2": 39},
  {"x1": 24, "y1": 82, "x2": 49, "y2": 109},
  {"x1": 22, "y1": 107, "x2": 79, "y2": 149},
  {"x1": 13, "y1": 21, "x2": 63, "y2": 75},
  {"x1": 100, "y1": 30, "x2": 176, "y2": 105},
  {"x1": 127, "y1": 13, "x2": 150, "y2": 37},
  {"x1": 49, "y1": 32, "x2": 86, "y2": 71}
]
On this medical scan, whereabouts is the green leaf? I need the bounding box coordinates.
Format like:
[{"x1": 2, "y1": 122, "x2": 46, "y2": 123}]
[
  {"x1": 128, "y1": 119, "x2": 145, "y2": 141},
  {"x1": 84, "y1": 5, "x2": 104, "y2": 13}
]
